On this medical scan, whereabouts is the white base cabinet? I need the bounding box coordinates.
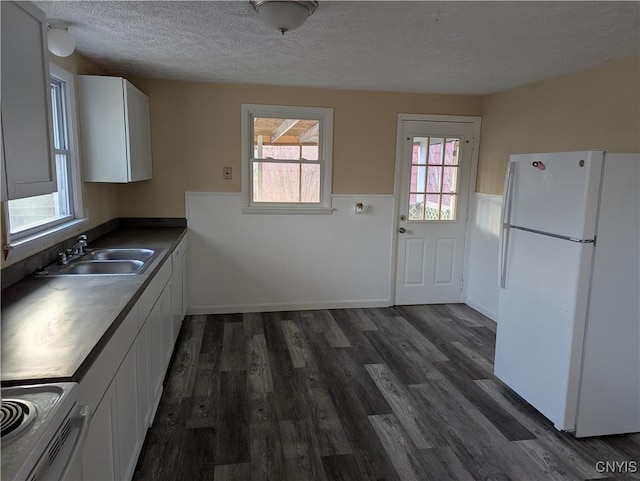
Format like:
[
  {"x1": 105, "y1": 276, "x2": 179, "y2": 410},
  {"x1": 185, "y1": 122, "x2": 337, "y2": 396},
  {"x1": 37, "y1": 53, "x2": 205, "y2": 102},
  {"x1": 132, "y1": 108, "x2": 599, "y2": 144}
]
[
  {"x1": 116, "y1": 345, "x2": 142, "y2": 481},
  {"x1": 172, "y1": 235, "x2": 188, "y2": 341},
  {"x1": 161, "y1": 283, "x2": 174, "y2": 371},
  {"x1": 147, "y1": 287, "x2": 165, "y2": 418},
  {"x1": 136, "y1": 319, "x2": 152, "y2": 431},
  {"x1": 79, "y1": 246, "x2": 182, "y2": 481},
  {"x1": 81, "y1": 382, "x2": 118, "y2": 481}
]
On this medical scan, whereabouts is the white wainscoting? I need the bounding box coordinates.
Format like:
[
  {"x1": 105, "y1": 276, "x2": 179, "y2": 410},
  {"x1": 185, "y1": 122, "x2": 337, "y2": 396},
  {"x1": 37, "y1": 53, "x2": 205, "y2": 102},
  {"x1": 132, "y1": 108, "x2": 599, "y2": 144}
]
[
  {"x1": 464, "y1": 193, "x2": 503, "y2": 322},
  {"x1": 186, "y1": 192, "x2": 395, "y2": 314}
]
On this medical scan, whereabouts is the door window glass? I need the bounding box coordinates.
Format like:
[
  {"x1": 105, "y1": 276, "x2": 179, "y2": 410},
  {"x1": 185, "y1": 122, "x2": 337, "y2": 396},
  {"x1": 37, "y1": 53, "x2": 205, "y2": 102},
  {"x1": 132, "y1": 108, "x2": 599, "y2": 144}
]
[{"x1": 408, "y1": 137, "x2": 460, "y2": 221}]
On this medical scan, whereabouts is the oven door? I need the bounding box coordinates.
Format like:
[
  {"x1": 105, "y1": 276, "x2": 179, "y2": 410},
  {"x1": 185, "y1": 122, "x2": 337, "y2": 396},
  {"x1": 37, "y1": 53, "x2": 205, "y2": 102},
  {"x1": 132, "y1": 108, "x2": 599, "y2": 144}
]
[{"x1": 29, "y1": 403, "x2": 91, "y2": 481}]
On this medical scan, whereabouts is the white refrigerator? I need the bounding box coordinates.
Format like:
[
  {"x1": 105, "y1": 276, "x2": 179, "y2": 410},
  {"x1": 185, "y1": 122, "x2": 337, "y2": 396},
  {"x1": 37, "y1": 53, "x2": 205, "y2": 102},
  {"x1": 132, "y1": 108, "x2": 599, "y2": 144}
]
[{"x1": 494, "y1": 150, "x2": 640, "y2": 437}]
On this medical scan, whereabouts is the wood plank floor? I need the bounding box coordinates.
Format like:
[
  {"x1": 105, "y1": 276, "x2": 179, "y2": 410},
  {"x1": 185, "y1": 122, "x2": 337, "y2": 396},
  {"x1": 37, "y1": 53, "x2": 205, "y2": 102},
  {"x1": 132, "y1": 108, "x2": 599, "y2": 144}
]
[{"x1": 133, "y1": 305, "x2": 640, "y2": 481}]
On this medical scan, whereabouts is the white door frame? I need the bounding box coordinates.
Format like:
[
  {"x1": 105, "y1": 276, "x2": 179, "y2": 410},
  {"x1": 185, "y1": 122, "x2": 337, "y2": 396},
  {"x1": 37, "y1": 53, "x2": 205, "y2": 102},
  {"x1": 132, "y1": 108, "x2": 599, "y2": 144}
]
[{"x1": 389, "y1": 113, "x2": 482, "y2": 305}]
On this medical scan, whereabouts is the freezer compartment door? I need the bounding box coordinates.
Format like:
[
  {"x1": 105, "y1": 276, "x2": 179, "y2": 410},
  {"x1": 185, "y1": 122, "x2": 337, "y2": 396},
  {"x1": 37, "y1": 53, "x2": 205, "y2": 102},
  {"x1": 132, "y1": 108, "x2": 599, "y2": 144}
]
[
  {"x1": 495, "y1": 228, "x2": 593, "y2": 431},
  {"x1": 507, "y1": 151, "x2": 603, "y2": 240}
]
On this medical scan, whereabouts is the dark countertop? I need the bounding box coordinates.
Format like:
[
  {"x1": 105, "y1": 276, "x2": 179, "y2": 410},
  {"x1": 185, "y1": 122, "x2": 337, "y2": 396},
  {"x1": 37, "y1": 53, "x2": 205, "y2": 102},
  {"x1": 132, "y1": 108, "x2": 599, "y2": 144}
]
[{"x1": 1, "y1": 227, "x2": 187, "y2": 386}]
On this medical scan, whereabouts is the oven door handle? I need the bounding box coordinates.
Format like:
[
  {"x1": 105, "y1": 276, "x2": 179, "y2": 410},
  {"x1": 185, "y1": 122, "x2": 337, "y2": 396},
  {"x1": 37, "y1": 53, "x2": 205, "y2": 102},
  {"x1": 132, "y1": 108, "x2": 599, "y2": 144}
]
[{"x1": 60, "y1": 405, "x2": 91, "y2": 480}]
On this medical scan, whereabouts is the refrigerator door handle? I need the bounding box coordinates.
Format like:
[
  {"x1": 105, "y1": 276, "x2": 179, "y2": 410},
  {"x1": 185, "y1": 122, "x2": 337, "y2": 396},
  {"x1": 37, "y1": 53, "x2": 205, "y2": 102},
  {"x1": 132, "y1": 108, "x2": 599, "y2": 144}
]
[
  {"x1": 500, "y1": 226, "x2": 511, "y2": 289},
  {"x1": 501, "y1": 161, "x2": 516, "y2": 228},
  {"x1": 500, "y1": 162, "x2": 516, "y2": 288}
]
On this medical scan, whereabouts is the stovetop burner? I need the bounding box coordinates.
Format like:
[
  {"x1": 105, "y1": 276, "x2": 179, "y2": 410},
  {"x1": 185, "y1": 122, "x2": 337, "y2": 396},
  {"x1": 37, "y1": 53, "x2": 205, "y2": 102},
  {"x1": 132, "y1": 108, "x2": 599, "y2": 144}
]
[{"x1": 1, "y1": 399, "x2": 37, "y2": 439}]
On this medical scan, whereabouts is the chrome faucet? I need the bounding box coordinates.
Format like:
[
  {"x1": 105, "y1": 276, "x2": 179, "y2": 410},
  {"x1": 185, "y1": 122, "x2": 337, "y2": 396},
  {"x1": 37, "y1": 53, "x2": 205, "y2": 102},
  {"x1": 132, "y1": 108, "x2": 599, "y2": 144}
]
[
  {"x1": 71, "y1": 234, "x2": 88, "y2": 256},
  {"x1": 58, "y1": 234, "x2": 88, "y2": 265}
]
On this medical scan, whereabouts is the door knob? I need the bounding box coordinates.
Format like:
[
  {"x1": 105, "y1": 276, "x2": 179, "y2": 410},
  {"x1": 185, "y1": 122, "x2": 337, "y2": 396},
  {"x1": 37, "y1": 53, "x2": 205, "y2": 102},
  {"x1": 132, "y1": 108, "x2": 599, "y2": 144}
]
[{"x1": 399, "y1": 227, "x2": 406, "y2": 233}]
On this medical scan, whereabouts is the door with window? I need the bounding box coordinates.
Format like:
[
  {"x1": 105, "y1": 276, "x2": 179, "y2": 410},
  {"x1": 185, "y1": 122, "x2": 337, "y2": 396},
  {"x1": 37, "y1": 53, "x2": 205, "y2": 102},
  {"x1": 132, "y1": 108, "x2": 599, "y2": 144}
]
[{"x1": 395, "y1": 119, "x2": 476, "y2": 305}]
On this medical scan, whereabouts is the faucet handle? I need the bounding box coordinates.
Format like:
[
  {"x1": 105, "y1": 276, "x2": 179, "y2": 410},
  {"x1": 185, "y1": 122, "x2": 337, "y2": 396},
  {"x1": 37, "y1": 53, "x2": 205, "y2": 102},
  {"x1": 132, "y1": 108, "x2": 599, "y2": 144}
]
[
  {"x1": 58, "y1": 252, "x2": 68, "y2": 265},
  {"x1": 77, "y1": 234, "x2": 88, "y2": 241}
]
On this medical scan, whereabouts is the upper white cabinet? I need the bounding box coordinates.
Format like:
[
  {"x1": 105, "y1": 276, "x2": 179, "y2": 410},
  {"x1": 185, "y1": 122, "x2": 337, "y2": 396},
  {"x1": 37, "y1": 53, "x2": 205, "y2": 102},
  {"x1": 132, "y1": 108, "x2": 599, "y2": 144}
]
[
  {"x1": 78, "y1": 76, "x2": 152, "y2": 183},
  {"x1": 1, "y1": 1, "x2": 57, "y2": 200}
]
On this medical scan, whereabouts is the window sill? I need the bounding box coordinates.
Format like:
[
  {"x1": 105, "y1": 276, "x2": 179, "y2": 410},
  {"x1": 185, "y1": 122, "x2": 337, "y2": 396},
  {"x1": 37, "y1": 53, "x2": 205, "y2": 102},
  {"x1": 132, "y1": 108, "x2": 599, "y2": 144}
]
[
  {"x1": 241, "y1": 206, "x2": 335, "y2": 215},
  {"x1": 3, "y1": 218, "x2": 89, "y2": 257}
]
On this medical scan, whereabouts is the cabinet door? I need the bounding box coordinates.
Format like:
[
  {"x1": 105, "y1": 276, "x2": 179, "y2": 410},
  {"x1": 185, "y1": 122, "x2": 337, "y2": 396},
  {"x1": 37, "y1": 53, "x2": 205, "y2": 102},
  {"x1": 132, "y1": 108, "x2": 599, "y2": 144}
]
[
  {"x1": 161, "y1": 282, "x2": 174, "y2": 371},
  {"x1": 124, "y1": 81, "x2": 152, "y2": 181},
  {"x1": 77, "y1": 76, "x2": 129, "y2": 182},
  {"x1": 148, "y1": 298, "x2": 164, "y2": 419},
  {"x1": 82, "y1": 382, "x2": 119, "y2": 481},
  {"x1": 172, "y1": 236, "x2": 188, "y2": 342},
  {"x1": 172, "y1": 246, "x2": 184, "y2": 323},
  {"x1": 1, "y1": 1, "x2": 56, "y2": 199},
  {"x1": 116, "y1": 345, "x2": 141, "y2": 481},
  {"x1": 136, "y1": 320, "x2": 151, "y2": 431},
  {"x1": 181, "y1": 246, "x2": 188, "y2": 320}
]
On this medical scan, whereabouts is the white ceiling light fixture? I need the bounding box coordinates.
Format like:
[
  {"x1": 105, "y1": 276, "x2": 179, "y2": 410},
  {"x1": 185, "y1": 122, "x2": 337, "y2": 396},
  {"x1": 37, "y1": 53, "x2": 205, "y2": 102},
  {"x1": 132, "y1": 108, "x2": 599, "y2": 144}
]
[
  {"x1": 47, "y1": 20, "x2": 76, "y2": 57},
  {"x1": 250, "y1": 0, "x2": 319, "y2": 36}
]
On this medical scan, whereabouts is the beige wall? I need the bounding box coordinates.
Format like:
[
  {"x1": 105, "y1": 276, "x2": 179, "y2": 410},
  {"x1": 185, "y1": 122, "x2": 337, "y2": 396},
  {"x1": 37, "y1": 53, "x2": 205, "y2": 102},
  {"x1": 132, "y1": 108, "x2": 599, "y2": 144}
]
[
  {"x1": 478, "y1": 55, "x2": 640, "y2": 194},
  {"x1": 116, "y1": 81, "x2": 483, "y2": 217}
]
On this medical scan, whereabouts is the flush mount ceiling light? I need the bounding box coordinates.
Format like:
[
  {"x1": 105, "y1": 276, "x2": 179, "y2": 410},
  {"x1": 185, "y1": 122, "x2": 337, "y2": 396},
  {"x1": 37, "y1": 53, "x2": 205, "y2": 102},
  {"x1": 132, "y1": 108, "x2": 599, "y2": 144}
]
[
  {"x1": 250, "y1": 0, "x2": 319, "y2": 35},
  {"x1": 47, "y1": 20, "x2": 75, "y2": 57}
]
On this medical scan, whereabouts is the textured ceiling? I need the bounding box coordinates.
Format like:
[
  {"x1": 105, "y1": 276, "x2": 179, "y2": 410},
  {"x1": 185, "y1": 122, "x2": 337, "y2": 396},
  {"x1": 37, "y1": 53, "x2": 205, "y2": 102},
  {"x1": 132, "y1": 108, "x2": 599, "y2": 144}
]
[{"x1": 35, "y1": 1, "x2": 640, "y2": 95}]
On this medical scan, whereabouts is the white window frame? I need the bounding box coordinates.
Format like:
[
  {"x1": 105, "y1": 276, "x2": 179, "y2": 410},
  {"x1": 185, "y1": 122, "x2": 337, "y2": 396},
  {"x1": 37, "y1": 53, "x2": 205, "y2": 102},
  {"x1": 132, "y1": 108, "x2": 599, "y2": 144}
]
[
  {"x1": 3, "y1": 63, "x2": 86, "y2": 253},
  {"x1": 241, "y1": 104, "x2": 334, "y2": 214}
]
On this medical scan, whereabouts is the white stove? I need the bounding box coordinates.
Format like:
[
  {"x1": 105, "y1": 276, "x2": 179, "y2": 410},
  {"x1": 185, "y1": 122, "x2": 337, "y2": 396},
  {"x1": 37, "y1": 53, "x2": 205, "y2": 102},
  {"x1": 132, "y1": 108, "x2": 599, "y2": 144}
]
[{"x1": 1, "y1": 383, "x2": 90, "y2": 481}]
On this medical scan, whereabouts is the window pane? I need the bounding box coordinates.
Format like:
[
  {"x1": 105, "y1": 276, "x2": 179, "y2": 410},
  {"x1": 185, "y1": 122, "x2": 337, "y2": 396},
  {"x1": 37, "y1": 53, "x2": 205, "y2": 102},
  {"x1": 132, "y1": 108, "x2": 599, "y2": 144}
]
[
  {"x1": 442, "y1": 166, "x2": 458, "y2": 194},
  {"x1": 441, "y1": 194, "x2": 457, "y2": 220},
  {"x1": 55, "y1": 153, "x2": 71, "y2": 213},
  {"x1": 409, "y1": 193, "x2": 425, "y2": 220},
  {"x1": 410, "y1": 166, "x2": 426, "y2": 194},
  {"x1": 426, "y1": 165, "x2": 442, "y2": 193},
  {"x1": 412, "y1": 138, "x2": 428, "y2": 165},
  {"x1": 444, "y1": 138, "x2": 459, "y2": 165},
  {"x1": 428, "y1": 138, "x2": 444, "y2": 165},
  {"x1": 300, "y1": 164, "x2": 320, "y2": 202},
  {"x1": 7, "y1": 192, "x2": 70, "y2": 233},
  {"x1": 425, "y1": 194, "x2": 440, "y2": 220},
  {"x1": 50, "y1": 78, "x2": 67, "y2": 150},
  {"x1": 253, "y1": 117, "x2": 319, "y2": 160},
  {"x1": 252, "y1": 161, "x2": 320, "y2": 203}
]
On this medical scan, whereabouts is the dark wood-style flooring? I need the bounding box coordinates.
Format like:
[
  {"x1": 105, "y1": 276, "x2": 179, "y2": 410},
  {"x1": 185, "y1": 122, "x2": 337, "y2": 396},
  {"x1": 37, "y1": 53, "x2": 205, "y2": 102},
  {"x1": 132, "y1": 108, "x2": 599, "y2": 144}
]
[{"x1": 133, "y1": 305, "x2": 640, "y2": 481}]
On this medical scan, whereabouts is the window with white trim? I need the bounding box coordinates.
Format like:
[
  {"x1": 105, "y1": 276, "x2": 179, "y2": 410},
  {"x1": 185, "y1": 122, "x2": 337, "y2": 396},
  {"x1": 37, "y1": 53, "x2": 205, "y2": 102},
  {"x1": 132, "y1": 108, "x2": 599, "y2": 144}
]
[
  {"x1": 4, "y1": 64, "x2": 84, "y2": 243},
  {"x1": 241, "y1": 104, "x2": 333, "y2": 214}
]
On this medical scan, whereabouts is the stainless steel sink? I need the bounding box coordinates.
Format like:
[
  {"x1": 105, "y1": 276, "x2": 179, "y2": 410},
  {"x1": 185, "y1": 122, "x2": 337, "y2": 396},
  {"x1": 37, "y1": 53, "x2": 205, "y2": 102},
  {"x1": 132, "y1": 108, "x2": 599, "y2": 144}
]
[
  {"x1": 84, "y1": 248, "x2": 155, "y2": 261},
  {"x1": 60, "y1": 260, "x2": 144, "y2": 275},
  {"x1": 37, "y1": 247, "x2": 159, "y2": 276}
]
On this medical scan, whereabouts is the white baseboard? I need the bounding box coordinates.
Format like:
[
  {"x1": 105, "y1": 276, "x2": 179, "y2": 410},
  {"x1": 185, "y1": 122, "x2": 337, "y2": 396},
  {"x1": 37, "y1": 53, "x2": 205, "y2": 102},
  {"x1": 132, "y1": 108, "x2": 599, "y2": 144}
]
[
  {"x1": 465, "y1": 297, "x2": 498, "y2": 322},
  {"x1": 187, "y1": 298, "x2": 392, "y2": 315}
]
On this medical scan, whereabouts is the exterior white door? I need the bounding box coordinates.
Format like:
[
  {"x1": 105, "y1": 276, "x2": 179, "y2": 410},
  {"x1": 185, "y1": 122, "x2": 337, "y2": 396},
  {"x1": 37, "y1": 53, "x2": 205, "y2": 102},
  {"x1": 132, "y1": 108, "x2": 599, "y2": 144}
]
[{"x1": 394, "y1": 119, "x2": 476, "y2": 305}]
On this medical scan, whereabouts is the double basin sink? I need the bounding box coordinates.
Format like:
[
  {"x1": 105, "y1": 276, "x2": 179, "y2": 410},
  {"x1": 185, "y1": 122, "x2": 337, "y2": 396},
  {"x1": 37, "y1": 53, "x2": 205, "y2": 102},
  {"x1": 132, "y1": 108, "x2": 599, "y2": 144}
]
[{"x1": 41, "y1": 248, "x2": 157, "y2": 276}]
